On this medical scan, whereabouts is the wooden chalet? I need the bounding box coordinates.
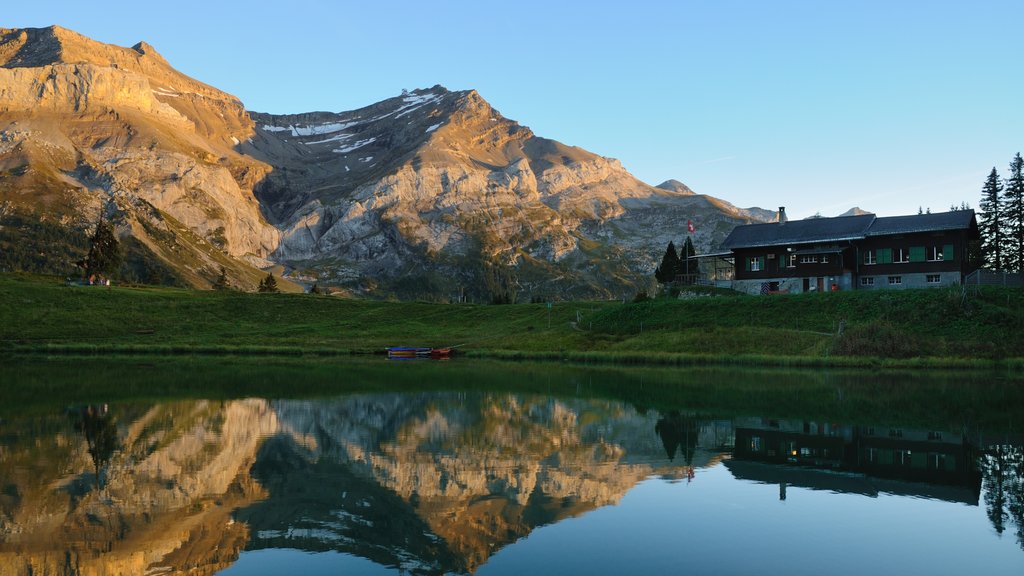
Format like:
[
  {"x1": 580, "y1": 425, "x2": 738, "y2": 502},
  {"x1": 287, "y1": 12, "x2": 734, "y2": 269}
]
[{"x1": 720, "y1": 207, "x2": 980, "y2": 295}]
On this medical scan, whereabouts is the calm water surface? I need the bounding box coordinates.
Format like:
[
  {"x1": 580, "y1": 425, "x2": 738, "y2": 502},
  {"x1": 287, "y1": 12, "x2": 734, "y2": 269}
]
[{"x1": 0, "y1": 358, "x2": 1022, "y2": 575}]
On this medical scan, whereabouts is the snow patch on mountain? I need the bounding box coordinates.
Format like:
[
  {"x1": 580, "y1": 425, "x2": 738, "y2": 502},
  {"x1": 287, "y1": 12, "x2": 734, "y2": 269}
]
[{"x1": 333, "y1": 138, "x2": 377, "y2": 154}]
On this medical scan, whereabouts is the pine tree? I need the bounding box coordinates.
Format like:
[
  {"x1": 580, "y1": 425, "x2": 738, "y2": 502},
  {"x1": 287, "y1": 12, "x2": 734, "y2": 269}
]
[
  {"x1": 680, "y1": 236, "x2": 697, "y2": 283},
  {"x1": 654, "y1": 241, "x2": 681, "y2": 284},
  {"x1": 1003, "y1": 153, "x2": 1024, "y2": 272},
  {"x1": 83, "y1": 220, "x2": 121, "y2": 281},
  {"x1": 257, "y1": 273, "x2": 279, "y2": 293},
  {"x1": 979, "y1": 168, "x2": 1005, "y2": 270}
]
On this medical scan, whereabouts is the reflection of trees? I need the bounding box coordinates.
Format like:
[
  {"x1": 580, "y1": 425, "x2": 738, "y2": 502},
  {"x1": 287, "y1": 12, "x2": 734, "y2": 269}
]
[
  {"x1": 655, "y1": 411, "x2": 698, "y2": 465},
  {"x1": 980, "y1": 444, "x2": 1024, "y2": 550},
  {"x1": 70, "y1": 404, "x2": 119, "y2": 487}
]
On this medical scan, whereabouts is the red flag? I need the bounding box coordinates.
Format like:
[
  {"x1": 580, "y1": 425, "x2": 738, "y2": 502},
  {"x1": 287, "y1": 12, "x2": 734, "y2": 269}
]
[{"x1": 687, "y1": 220, "x2": 695, "y2": 234}]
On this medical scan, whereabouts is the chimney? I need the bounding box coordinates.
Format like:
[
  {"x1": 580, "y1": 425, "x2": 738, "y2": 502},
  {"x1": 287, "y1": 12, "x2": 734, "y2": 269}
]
[{"x1": 778, "y1": 206, "x2": 787, "y2": 224}]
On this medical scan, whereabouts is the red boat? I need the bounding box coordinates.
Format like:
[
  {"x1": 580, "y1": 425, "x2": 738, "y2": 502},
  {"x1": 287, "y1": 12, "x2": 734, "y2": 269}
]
[{"x1": 387, "y1": 347, "x2": 452, "y2": 360}]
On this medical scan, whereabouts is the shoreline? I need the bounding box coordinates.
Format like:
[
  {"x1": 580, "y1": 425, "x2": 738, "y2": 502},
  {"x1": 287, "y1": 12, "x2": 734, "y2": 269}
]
[{"x1": 4, "y1": 342, "x2": 1023, "y2": 374}]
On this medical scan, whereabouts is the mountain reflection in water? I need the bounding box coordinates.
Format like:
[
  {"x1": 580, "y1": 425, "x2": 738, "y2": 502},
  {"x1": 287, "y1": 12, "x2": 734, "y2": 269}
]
[{"x1": 0, "y1": 389, "x2": 1022, "y2": 575}]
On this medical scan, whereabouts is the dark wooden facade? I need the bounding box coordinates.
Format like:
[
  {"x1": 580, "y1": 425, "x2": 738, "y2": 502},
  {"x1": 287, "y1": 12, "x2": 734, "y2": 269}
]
[{"x1": 721, "y1": 210, "x2": 979, "y2": 294}]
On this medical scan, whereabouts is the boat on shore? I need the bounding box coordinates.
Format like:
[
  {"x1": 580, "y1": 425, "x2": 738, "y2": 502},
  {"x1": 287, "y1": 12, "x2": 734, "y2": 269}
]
[{"x1": 386, "y1": 347, "x2": 452, "y2": 360}]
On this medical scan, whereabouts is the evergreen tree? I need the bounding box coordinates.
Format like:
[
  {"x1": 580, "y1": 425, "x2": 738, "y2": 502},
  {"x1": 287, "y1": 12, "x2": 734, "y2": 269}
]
[
  {"x1": 979, "y1": 168, "x2": 1005, "y2": 270},
  {"x1": 680, "y1": 236, "x2": 697, "y2": 282},
  {"x1": 654, "y1": 241, "x2": 681, "y2": 284},
  {"x1": 257, "y1": 273, "x2": 279, "y2": 293},
  {"x1": 83, "y1": 220, "x2": 121, "y2": 280},
  {"x1": 309, "y1": 283, "x2": 322, "y2": 295},
  {"x1": 1004, "y1": 153, "x2": 1024, "y2": 272}
]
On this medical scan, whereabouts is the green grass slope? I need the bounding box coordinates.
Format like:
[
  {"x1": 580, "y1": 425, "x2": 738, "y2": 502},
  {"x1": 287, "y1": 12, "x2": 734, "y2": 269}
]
[{"x1": 1, "y1": 274, "x2": 1021, "y2": 367}]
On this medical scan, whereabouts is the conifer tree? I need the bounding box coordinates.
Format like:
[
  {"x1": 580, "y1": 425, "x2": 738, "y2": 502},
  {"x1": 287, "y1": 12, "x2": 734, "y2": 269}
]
[
  {"x1": 654, "y1": 241, "x2": 681, "y2": 284},
  {"x1": 979, "y1": 168, "x2": 1005, "y2": 270},
  {"x1": 83, "y1": 220, "x2": 121, "y2": 280},
  {"x1": 257, "y1": 273, "x2": 279, "y2": 293},
  {"x1": 1003, "y1": 153, "x2": 1024, "y2": 272},
  {"x1": 680, "y1": 236, "x2": 697, "y2": 282}
]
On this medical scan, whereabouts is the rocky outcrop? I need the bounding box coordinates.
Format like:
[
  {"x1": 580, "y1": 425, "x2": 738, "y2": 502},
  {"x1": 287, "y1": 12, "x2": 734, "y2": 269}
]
[{"x1": 0, "y1": 26, "x2": 283, "y2": 289}]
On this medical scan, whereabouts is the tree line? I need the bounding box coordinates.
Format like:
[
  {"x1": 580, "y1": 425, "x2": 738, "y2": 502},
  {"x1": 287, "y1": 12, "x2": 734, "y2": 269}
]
[
  {"x1": 979, "y1": 153, "x2": 1024, "y2": 272},
  {"x1": 654, "y1": 237, "x2": 697, "y2": 286}
]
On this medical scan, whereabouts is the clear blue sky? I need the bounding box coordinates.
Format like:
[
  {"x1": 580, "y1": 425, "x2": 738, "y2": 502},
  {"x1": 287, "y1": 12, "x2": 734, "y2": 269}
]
[{"x1": 7, "y1": 0, "x2": 1022, "y2": 219}]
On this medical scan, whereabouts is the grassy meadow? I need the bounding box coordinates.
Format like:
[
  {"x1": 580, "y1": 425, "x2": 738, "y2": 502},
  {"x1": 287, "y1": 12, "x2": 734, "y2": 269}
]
[{"x1": 1, "y1": 273, "x2": 1022, "y2": 368}]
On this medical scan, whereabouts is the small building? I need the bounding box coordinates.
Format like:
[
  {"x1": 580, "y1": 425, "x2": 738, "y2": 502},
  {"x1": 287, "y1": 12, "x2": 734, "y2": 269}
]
[{"x1": 720, "y1": 207, "x2": 980, "y2": 295}]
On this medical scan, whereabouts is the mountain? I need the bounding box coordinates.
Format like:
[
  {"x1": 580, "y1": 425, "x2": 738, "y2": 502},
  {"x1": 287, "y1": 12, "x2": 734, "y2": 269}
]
[
  {"x1": 0, "y1": 25, "x2": 288, "y2": 289},
  {"x1": 655, "y1": 179, "x2": 695, "y2": 194},
  {"x1": 0, "y1": 26, "x2": 773, "y2": 297},
  {"x1": 838, "y1": 207, "x2": 873, "y2": 217}
]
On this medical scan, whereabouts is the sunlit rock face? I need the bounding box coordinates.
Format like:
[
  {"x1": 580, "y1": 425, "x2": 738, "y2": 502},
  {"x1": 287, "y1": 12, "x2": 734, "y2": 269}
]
[
  {"x1": 0, "y1": 26, "x2": 278, "y2": 289},
  {"x1": 250, "y1": 87, "x2": 771, "y2": 298},
  {"x1": 1, "y1": 26, "x2": 772, "y2": 296}
]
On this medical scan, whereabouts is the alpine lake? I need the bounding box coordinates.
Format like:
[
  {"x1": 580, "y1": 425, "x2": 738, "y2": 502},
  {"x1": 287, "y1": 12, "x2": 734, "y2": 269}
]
[{"x1": 1, "y1": 357, "x2": 1022, "y2": 575}]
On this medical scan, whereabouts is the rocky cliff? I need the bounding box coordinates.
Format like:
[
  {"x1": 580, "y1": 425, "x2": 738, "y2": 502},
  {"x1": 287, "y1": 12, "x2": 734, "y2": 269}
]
[
  {"x1": 0, "y1": 26, "x2": 284, "y2": 289},
  {"x1": 0, "y1": 26, "x2": 772, "y2": 297}
]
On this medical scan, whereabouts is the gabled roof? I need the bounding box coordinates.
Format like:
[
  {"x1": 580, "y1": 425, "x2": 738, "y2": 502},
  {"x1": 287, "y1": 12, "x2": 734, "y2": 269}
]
[
  {"x1": 866, "y1": 210, "x2": 977, "y2": 236},
  {"x1": 721, "y1": 214, "x2": 875, "y2": 249},
  {"x1": 721, "y1": 210, "x2": 977, "y2": 250}
]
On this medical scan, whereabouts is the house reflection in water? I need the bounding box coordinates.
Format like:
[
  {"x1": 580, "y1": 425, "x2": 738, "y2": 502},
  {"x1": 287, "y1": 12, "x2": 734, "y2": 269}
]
[{"x1": 728, "y1": 418, "x2": 982, "y2": 505}]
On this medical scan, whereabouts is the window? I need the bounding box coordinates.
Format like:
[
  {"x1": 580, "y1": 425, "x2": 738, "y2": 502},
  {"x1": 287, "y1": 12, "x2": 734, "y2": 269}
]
[
  {"x1": 799, "y1": 255, "x2": 818, "y2": 264},
  {"x1": 888, "y1": 276, "x2": 902, "y2": 285},
  {"x1": 820, "y1": 255, "x2": 829, "y2": 264},
  {"x1": 861, "y1": 277, "x2": 875, "y2": 286},
  {"x1": 930, "y1": 453, "x2": 948, "y2": 470},
  {"x1": 749, "y1": 257, "x2": 761, "y2": 271},
  {"x1": 895, "y1": 248, "x2": 910, "y2": 263},
  {"x1": 928, "y1": 246, "x2": 944, "y2": 261},
  {"x1": 864, "y1": 250, "x2": 877, "y2": 265},
  {"x1": 927, "y1": 274, "x2": 941, "y2": 284},
  {"x1": 787, "y1": 254, "x2": 797, "y2": 268},
  {"x1": 750, "y1": 436, "x2": 762, "y2": 452}
]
